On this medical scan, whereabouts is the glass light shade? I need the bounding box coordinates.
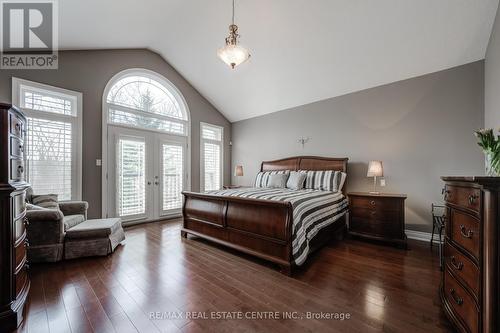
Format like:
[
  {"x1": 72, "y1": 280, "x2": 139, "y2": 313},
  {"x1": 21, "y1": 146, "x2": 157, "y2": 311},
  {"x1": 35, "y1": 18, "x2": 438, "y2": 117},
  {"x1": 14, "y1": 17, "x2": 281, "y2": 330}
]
[
  {"x1": 217, "y1": 44, "x2": 250, "y2": 69},
  {"x1": 367, "y1": 161, "x2": 383, "y2": 177},
  {"x1": 234, "y1": 165, "x2": 244, "y2": 177}
]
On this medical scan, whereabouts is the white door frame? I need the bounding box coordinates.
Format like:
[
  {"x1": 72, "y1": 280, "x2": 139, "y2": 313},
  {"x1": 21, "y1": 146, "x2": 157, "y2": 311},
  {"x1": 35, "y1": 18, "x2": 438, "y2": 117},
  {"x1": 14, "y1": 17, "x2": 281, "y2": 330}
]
[
  {"x1": 101, "y1": 68, "x2": 191, "y2": 219},
  {"x1": 107, "y1": 126, "x2": 187, "y2": 223}
]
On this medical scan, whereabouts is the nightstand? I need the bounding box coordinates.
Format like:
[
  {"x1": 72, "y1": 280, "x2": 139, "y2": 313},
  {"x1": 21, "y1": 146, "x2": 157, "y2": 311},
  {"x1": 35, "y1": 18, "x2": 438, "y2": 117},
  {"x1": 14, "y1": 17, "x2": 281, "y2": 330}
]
[{"x1": 348, "y1": 192, "x2": 407, "y2": 248}]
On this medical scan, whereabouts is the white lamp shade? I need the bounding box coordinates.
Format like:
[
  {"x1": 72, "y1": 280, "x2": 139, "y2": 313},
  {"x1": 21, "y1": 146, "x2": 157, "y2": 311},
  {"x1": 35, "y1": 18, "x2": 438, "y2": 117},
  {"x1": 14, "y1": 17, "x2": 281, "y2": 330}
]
[
  {"x1": 367, "y1": 161, "x2": 383, "y2": 177},
  {"x1": 234, "y1": 165, "x2": 244, "y2": 177},
  {"x1": 217, "y1": 45, "x2": 251, "y2": 69}
]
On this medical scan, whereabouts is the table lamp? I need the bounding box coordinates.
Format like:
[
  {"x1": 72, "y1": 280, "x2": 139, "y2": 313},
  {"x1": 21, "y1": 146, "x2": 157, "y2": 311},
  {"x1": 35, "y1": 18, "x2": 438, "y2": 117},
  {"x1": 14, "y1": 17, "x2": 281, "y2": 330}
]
[
  {"x1": 234, "y1": 165, "x2": 244, "y2": 177},
  {"x1": 367, "y1": 161, "x2": 383, "y2": 194}
]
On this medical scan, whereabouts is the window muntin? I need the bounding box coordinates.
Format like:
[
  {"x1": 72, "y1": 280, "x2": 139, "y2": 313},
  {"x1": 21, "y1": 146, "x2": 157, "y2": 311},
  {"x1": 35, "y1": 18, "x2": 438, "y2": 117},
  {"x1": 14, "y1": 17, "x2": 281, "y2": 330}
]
[{"x1": 20, "y1": 85, "x2": 76, "y2": 116}]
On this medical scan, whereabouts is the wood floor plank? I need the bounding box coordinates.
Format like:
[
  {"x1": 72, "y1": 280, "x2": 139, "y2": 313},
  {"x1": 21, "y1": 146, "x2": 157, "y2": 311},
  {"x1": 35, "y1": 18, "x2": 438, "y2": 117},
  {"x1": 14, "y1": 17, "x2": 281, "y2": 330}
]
[{"x1": 19, "y1": 219, "x2": 454, "y2": 333}]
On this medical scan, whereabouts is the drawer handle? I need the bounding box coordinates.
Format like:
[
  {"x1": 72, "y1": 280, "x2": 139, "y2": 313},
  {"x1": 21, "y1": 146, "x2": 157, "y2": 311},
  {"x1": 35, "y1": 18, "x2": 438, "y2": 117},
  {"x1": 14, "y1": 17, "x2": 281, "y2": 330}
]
[
  {"x1": 19, "y1": 145, "x2": 24, "y2": 153},
  {"x1": 15, "y1": 123, "x2": 21, "y2": 131},
  {"x1": 24, "y1": 217, "x2": 29, "y2": 226},
  {"x1": 450, "y1": 256, "x2": 463, "y2": 271},
  {"x1": 18, "y1": 165, "x2": 24, "y2": 173},
  {"x1": 449, "y1": 289, "x2": 463, "y2": 306},
  {"x1": 468, "y1": 194, "x2": 479, "y2": 205},
  {"x1": 370, "y1": 211, "x2": 376, "y2": 216},
  {"x1": 459, "y1": 225, "x2": 473, "y2": 239},
  {"x1": 370, "y1": 200, "x2": 376, "y2": 206}
]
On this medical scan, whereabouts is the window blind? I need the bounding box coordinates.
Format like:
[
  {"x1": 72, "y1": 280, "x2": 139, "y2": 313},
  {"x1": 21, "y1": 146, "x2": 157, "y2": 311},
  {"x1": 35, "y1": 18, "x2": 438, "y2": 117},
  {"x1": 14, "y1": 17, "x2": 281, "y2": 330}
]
[
  {"x1": 21, "y1": 86, "x2": 75, "y2": 116},
  {"x1": 202, "y1": 124, "x2": 222, "y2": 141},
  {"x1": 118, "y1": 139, "x2": 146, "y2": 217},
  {"x1": 27, "y1": 117, "x2": 72, "y2": 200},
  {"x1": 203, "y1": 142, "x2": 221, "y2": 191},
  {"x1": 162, "y1": 144, "x2": 183, "y2": 211},
  {"x1": 109, "y1": 109, "x2": 185, "y2": 135}
]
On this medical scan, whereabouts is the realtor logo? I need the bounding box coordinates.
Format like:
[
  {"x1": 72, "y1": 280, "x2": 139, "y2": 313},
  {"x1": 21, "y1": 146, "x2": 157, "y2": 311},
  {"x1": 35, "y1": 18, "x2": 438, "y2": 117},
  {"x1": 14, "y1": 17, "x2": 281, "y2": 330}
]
[{"x1": 1, "y1": 0, "x2": 58, "y2": 69}]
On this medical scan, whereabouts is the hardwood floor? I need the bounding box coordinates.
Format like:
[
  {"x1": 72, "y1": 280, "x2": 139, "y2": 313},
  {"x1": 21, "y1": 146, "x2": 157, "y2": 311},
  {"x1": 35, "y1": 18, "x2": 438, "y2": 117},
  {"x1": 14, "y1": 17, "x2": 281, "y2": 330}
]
[{"x1": 15, "y1": 219, "x2": 453, "y2": 333}]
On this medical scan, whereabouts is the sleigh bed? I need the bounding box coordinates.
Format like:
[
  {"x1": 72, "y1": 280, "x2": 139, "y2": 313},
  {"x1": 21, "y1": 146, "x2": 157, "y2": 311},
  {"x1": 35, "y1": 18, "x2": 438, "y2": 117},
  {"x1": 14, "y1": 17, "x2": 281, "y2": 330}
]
[{"x1": 181, "y1": 156, "x2": 348, "y2": 275}]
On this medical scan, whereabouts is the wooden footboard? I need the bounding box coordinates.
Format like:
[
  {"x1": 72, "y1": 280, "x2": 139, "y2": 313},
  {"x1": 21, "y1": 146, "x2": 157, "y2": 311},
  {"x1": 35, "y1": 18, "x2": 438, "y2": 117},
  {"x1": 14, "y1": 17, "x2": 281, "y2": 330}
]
[{"x1": 181, "y1": 191, "x2": 294, "y2": 272}]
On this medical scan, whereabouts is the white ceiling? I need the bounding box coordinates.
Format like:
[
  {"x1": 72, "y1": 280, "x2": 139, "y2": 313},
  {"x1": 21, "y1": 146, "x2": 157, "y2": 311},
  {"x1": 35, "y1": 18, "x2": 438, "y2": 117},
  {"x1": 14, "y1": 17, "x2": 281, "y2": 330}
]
[{"x1": 60, "y1": 0, "x2": 499, "y2": 122}]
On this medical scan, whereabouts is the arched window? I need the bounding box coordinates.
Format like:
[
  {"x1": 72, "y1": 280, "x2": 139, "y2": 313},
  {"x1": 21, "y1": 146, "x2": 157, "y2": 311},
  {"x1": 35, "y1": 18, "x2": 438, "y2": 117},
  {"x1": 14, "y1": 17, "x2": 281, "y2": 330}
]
[{"x1": 105, "y1": 70, "x2": 189, "y2": 135}]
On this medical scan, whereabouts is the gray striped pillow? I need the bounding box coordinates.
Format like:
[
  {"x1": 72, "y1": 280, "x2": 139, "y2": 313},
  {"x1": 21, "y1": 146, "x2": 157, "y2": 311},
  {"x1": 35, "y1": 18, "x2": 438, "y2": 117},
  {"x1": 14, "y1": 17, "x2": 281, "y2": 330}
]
[
  {"x1": 299, "y1": 170, "x2": 346, "y2": 192},
  {"x1": 254, "y1": 170, "x2": 290, "y2": 188},
  {"x1": 31, "y1": 194, "x2": 59, "y2": 210}
]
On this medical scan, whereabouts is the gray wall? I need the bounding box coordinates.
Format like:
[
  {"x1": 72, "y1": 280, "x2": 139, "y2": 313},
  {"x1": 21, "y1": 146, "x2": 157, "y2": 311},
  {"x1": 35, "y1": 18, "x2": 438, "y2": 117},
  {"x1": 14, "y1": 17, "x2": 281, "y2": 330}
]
[
  {"x1": 0, "y1": 49, "x2": 231, "y2": 218},
  {"x1": 486, "y1": 4, "x2": 500, "y2": 128},
  {"x1": 232, "y1": 61, "x2": 485, "y2": 233}
]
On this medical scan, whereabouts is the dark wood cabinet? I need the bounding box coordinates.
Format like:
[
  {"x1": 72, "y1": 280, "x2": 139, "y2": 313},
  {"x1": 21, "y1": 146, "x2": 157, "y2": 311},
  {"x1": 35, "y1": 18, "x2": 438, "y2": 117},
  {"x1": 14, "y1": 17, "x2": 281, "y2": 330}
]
[
  {"x1": 347, "y1": 192, "x2": 407, "y2": 247},
  {"x1": 441, "y1": 177, "x2": 500, "y2": 333},
  {"x1": 0, "y1": 103, "x2": 30, "y2": 332}
]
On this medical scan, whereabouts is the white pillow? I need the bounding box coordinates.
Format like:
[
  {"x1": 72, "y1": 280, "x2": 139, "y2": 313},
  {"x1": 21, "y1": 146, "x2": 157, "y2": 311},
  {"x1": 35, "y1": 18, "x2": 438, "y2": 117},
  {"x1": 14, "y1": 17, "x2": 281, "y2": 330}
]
[
  {"x1": 286, "y1": 171, "x2": 307, "y2": 190},
  {"x1": 267, "y1": 174, "x2": 288, "y2": 188}
]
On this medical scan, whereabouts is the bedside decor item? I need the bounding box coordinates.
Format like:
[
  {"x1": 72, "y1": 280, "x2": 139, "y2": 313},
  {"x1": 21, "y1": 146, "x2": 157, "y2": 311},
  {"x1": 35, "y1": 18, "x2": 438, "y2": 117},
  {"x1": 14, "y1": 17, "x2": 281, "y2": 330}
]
[
  {"x1": 348, "y1": 192, "x2": 407, "y2": 248},
  {"x1": 367, "y1": 160, "x2": 384, "y2": 194},
  {"x1": 234, "y1": 165, "x2": 244, "y2": 177},
  {"x1": 217, "y1": 0, "x2": 251, "y2": 69},
  {"x1": 440, "y1": 176, "x2": 500, "y2": 333},
  {"x1": 474, "y1": 128, "x2": 500, "y2": 176}
]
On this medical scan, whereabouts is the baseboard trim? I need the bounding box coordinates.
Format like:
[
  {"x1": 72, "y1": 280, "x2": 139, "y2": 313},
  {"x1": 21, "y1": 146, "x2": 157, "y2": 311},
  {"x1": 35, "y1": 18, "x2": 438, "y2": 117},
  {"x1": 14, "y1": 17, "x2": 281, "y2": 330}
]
[{"x1": 405, "y1": 229, "x2": 440, "y2": 244}]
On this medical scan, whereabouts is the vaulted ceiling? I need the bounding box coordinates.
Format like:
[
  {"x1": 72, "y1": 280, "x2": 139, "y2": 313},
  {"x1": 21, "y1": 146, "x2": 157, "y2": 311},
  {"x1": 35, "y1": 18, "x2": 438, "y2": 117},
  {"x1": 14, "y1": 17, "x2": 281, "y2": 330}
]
[{"x1": 60, "y1": 0, "x2": 499, "y2": 122}]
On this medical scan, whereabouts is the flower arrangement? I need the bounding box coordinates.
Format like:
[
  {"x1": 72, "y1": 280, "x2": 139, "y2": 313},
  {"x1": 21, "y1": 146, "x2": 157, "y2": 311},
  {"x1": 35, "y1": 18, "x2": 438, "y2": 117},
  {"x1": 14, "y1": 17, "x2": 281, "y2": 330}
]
[{"x1": 474, "y1": 128, "x2": 500, "y2": 176}]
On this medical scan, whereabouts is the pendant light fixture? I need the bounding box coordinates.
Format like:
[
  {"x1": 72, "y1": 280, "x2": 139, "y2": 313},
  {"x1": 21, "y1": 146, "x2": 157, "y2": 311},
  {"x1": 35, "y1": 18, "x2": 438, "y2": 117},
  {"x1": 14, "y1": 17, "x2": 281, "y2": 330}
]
[{"x1": 217, "y1": 0, "x2": 251, "y2": 69}]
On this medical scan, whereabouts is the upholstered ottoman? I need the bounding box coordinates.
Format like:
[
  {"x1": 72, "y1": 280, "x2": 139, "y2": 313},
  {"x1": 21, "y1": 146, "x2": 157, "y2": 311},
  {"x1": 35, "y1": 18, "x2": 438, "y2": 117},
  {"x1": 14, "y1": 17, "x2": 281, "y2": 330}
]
[{"x1": 64, "y1": 218, "x2": 125, "y2": 259}]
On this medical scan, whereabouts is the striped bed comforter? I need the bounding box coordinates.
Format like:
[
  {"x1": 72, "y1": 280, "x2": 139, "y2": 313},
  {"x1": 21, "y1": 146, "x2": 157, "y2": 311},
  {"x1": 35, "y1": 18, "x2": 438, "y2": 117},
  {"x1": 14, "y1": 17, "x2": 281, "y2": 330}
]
[{"x1": 206, "y1": 187, "x2": 348, "y2": 266}]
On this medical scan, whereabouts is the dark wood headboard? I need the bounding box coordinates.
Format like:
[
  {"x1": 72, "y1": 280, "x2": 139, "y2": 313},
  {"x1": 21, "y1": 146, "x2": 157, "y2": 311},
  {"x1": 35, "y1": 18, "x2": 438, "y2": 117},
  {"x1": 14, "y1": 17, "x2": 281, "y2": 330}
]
[{"x1": 261, "y1": 156, "x2": 348, "y2": 173}]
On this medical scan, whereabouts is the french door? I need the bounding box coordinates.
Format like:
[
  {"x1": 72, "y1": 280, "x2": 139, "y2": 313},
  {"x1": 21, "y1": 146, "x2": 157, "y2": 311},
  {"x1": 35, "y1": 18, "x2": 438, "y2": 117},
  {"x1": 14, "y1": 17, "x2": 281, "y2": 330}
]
[{"x1": 107, "y1": 126, "x2": 187, "y2": 222}]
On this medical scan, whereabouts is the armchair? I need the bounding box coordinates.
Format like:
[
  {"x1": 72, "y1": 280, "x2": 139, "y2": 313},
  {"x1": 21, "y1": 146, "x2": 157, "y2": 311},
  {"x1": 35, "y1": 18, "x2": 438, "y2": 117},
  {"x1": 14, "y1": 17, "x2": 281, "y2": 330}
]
[{"x1": 26, "y1": 200, "x2": 89, "y2": 262}]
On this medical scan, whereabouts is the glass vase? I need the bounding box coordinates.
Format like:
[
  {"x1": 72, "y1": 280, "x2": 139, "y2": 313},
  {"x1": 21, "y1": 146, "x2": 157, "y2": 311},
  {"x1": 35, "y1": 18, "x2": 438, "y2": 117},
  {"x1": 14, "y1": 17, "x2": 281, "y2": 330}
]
[{"x1": 485, "y1": 152, "x2": 500, "y2": 176}]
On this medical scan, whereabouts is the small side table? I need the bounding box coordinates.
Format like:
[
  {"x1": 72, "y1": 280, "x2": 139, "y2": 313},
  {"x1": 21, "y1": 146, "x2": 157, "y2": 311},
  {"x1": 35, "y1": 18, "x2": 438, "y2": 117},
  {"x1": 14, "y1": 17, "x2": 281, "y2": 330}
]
[{"x1": 348, "y1": 192, "x2": 407, "y2": 248}]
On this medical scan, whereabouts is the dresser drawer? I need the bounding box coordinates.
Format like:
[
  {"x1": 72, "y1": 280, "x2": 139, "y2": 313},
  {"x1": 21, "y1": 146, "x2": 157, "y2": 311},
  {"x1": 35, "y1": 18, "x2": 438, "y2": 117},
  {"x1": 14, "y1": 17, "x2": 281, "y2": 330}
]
[
  {"x1": 350, "y1": 216, "x2": 400, "y2": 238},
  {"x1": 444, "y1": 241, "x2": 480, "y2": 298},
  {"x1": 10, "y1": 158, "x2": 25, "y2": 182},
  {"x1": 350, "y1": 207, "x2": 400, "y2": 221},
  {"x1": 448, "y1": 209, "x2": 480, "y2": 260},
  {"x1": 349, "y1": 196, "x2": 400, "y2": 211},
  {"x1": 12, "y1": 191, "x2": 26, "y2": 220},
  {"x1": 445, "y1": 185, "x2": 481, "y2": 214},
  {"x1": 10, "y1": 136, "x2": 24, "y2": 158},
  {"x1": 9, "y1": 112, "x2": 24, "y2": 137},
  {"x1": 14, "y1": 217, "x2": 26, "y2": 242},
  {"x1": 15, "y1": 264, "x2": 28, "y2": 297},
  {"x1": 15, "y1": 239, "x2": 27, "y2": 273},
  {"x1": 443, "y1": 269, "x2": 479, "y2": 333}
]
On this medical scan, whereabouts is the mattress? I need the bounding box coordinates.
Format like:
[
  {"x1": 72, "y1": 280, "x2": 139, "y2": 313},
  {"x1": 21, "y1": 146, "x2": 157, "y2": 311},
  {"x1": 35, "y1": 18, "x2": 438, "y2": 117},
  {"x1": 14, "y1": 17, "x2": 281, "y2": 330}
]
[{"x1": 206, "y1": 187, "x2": 349, "y2": 265}]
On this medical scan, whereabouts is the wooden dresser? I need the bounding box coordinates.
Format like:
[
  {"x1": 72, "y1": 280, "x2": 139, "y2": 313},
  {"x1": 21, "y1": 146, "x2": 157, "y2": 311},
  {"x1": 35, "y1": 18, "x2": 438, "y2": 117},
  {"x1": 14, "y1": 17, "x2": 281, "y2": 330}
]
[
  {"x1": 348, "y1": 192, "x2": 407, "y2": 248},
  {"x1": 0, "y1": 103, "x2": 30, "y2": 331},
  {"x1": 441, "y1": 177, "x2": 500, "y2": 333}
]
